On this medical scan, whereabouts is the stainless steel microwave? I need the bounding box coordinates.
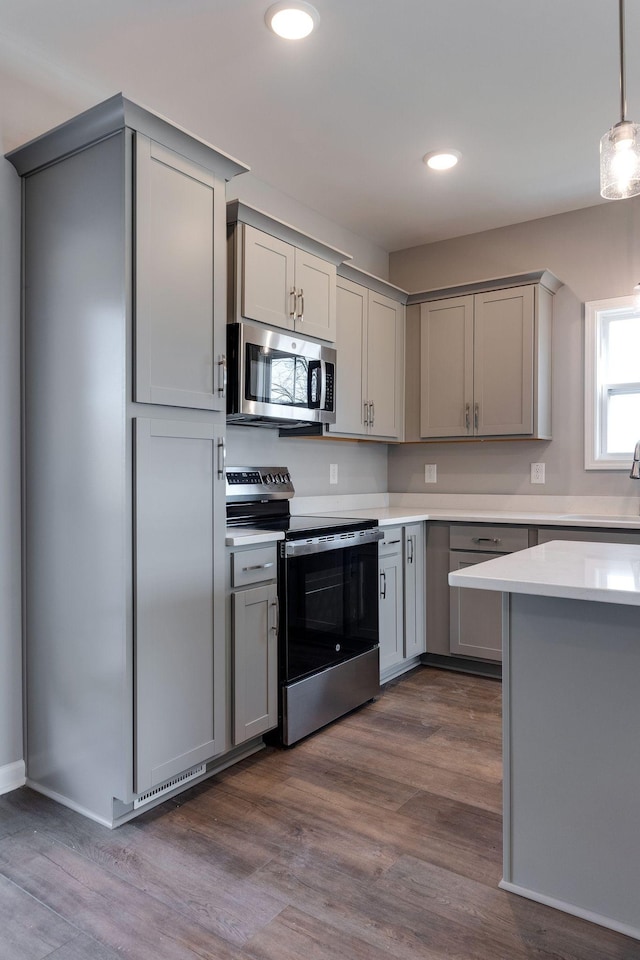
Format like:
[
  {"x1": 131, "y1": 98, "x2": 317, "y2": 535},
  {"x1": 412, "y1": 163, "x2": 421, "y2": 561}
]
[{"x1": 226, "y1": 322, "x2": 336, "y2": 428}]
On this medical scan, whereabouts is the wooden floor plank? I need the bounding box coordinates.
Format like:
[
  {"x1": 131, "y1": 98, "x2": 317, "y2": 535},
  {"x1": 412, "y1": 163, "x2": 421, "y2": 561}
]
[
  {"x1": 0, "y1": 874, "x2": 79, "y2": 960},
  {"x1": 0, "y1": 829, "x2": 250, "y2": 959}
]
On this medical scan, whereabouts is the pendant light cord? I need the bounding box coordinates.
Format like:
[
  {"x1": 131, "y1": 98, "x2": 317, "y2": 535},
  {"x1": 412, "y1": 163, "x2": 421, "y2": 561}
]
[{"x1": 620, "y1": 0, "x2": 627, "y2": 122}]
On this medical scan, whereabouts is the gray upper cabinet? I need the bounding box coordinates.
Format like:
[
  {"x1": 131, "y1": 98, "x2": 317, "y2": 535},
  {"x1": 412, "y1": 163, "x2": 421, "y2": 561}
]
[
  {"x1": 330, "y1": 271, "x2": 406, "y2": 441},
  {"x1": 411, "y1": 271, "x2": 560, "y2": 441},
  {"x1": 227, "y1": 202, "x2": 351, "y2": 343},
  {"x1": 135, "y1": 135, "x2": 228, "y2": 411},
  {"x1": 8, "y1": 95, "x2": 247, "y2": 827}
]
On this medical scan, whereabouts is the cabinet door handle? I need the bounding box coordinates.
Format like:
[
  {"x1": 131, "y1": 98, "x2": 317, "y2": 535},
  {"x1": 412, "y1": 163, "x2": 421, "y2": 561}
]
[
  {"x1": 474, "y1": 402, "x2": 479, "y2": 431},
  {"x1": 465, "y1": 402, "x2": 470, "y2": 432},
  {"x1": 370, "y1": 401, "x2": 375, "y2": 427},
  {"x1": 242, "y1": 562, "x2": 274, "y2": 572},
  {"x1": 217, "y1": 354, "x2": 227, "y2": 397},
  {"x1": 407, "y1": 535, "x2": 415, "y2": 564},
  {"x1": 363, "y1": 400, "x2": 370, "y2": 426},
  {"x1": 217, "y1": 439, "x2": 226, "y2": 479},
  {"x1": 472, "y1": 537, "x2": 501, "y2": 544},
  {"x1": 380, "y1": 570, "x2": 387, "y2": 599},
  {"x1": 271, "y1": 598, "x2": 279, "y2": 634},
  {"x1": 297, "y1": 289, "x2": 304, "y2": 321},
  {"x1": 290, "y1": 287, "x2": 297, "y2": 320}
]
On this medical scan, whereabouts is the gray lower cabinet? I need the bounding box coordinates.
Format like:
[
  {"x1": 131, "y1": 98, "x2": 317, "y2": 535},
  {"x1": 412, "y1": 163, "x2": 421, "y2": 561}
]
[
  {"x1": 404, "y1": 523, "x2": 426, "y2": 660},
  {"x1": 448, "y1": 525, "x2": 529, "y2": 663},
  {"x1": 229, "y1": 542, "x2": 279, "y2": 747},
  {"x1": 379, "y1": 524, "x2": 426, "y2": 682},
  {"x1": 232, "y1": 583, "x2": 279, "y2": 745},
  {"x1": 425, "y1": 521, "x2": 534, "y2": 673},
  {"x1": 449, "y1": 550, "x2": 504, "y2": 660},
  {"x1": 134, "y1": 419, "x2": 226, "y2": 795},
  {"x1": 379, "y1": 532, "x2": 405, "y2": 676}
]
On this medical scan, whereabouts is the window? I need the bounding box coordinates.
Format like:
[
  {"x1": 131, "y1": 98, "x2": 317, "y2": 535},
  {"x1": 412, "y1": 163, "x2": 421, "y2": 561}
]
[{"x1": 585, "y1": 297, "x2": 640, "y2": 469}]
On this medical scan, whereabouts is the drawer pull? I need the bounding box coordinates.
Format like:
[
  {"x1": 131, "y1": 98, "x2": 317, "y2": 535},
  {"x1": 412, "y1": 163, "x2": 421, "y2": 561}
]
[
  {"x1": 471, "y1": 537, "x2": 501, "y2": 544},
  {"x1": 242, "y1": 562, "x2": 274, "y2": 572},
  {"x1": 385, "y1": 539, "x2": 401, "y2": 545}
]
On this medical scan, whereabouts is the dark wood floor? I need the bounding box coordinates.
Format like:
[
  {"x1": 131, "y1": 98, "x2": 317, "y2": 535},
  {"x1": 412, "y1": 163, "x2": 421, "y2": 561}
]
[{"x1": 1, "y1": 666, "x2": 639, "y2": 960}]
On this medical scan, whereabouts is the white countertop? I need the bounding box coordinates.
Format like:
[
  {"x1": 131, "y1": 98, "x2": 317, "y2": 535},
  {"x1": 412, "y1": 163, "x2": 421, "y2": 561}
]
[
  {"x1": 225, "y1": 527, "x2": 284, "y2": 547},
  {"x1": 226, "y1": 503, "x2": 640, "y2": 546},
  {"x1": 448, "y1": 539, "x2": 640, "y2": 606},
  {"x1": 312, "y1": 506, "x2": 640, "y2": 528}
]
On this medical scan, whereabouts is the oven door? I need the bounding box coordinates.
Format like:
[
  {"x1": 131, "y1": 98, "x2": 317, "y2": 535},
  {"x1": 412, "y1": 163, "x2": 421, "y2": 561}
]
[
  {"x1": 227, "y1": 322, "x2": 336, "y2": 425},
  {"x1": 281, "y1": 536, "x2": 379, "y2": 684}
]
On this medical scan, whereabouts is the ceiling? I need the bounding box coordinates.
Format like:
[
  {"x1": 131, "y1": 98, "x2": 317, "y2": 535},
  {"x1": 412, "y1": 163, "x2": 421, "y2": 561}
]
[{"x1": 1, "y1": 0, "x2": 637, "y2": 252}]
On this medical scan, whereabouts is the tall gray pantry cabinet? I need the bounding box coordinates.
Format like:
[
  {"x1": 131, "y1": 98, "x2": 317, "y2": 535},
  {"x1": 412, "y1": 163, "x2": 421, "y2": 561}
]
[{"x1": 8, "y1": 95, "x2": 249, "y2": 827}]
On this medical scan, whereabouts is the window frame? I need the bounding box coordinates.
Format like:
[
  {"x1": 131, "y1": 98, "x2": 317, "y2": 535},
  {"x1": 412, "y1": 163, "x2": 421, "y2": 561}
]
[{"x1": 585, "y1": 296, "x2": 640, "y2": 469}]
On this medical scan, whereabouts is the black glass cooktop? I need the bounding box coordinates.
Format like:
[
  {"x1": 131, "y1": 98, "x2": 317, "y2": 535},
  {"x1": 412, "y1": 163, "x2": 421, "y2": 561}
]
[
  {"x1": 272, "y1": 514, "x2": 378, "y2": 540},
  {"x1": 226, "y1": 502, "x2": 378, "y2": 539}
]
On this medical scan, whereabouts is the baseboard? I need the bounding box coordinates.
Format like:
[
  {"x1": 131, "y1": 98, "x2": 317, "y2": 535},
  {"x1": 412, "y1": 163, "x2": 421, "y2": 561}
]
[
  {"x1": 499, "y1": 880, "x2": 640, "y2": 942},
  {"x1": 0, "y1": 759, "x2": 26, "y2": 796}
]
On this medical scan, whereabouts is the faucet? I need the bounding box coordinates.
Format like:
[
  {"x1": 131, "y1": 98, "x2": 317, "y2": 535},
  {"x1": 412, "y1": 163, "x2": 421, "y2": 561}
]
[{"x1": 630, "y1": 441, "x2": 640, "y2": 479}]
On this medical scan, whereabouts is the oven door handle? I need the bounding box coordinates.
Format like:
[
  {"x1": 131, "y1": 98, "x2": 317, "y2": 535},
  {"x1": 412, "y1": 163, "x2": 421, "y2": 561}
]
[{"x1": 284, "y1": 527, "x2": 383, "y2": 557}]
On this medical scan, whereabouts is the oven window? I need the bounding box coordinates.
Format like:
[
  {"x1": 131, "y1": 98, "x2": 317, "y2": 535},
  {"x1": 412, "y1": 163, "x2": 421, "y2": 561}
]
[
  {"x1": 282, "y1": 542, "x2": 379, "y2": 683},
  {"x1": 246, "y1": 344, "x2": 318, "y2": 408}
]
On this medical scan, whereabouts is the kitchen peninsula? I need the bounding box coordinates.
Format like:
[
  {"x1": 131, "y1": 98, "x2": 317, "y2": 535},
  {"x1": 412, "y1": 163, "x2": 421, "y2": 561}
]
[{"x1": 449, "y1": 539, "x2": 640, "y2": 941}]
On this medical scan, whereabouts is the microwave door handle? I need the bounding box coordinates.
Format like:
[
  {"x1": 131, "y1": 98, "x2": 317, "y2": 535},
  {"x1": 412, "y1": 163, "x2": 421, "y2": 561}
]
[
  {"x1": 319, "y1": 359, "x2": 327, "y2": 412},
  {"x1": 307, "y1": 359, "x2": 321, "y2": 408}
]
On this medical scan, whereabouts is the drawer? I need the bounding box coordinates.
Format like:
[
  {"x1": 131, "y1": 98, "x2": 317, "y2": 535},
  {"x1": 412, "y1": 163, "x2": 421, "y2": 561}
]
[
  {"x1": 232, "y1": 545, "x2": 277, "y2": 587},
  {"x1": 449, "y1": 524, "x2": 529, "y2": 554},
  {"x1": 537, "y1": 527, "x2": 640, "y2": 546},
  {"x1": 379, "y1": 525, "x2": 403, "y2": 554}
]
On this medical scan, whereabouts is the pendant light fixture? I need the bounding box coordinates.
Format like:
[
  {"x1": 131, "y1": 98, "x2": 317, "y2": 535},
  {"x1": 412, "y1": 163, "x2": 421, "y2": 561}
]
[{"x1": 600, "y1": 0, "x2": 640, "y2": 199}]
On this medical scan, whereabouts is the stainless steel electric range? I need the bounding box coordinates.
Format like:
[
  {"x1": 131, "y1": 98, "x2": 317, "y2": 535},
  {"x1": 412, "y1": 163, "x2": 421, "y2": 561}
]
[{"x1": 226, "y1": 467, "x2": 383, "y2": 745}]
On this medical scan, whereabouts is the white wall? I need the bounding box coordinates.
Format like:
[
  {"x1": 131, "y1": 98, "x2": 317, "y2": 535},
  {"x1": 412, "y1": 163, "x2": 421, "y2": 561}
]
[
  {"x1": 226, "y1": 426, "x2": 387, "y2": 498},
  {"x1": 228, "y1": 173, "x2": 389, "y2": 278},
  {"x1": 388, "y1": 199, "x2": 640, "y2": 498},
  {"x1": 0, "y1": 150, "x2": 23, "y2": 776}
]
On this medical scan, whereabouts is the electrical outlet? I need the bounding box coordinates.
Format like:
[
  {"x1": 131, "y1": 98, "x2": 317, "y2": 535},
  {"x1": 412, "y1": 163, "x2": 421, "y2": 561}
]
[
  {"x1": 329, "y1": 463, "x2": 338, "y2": 485},
  {"x1": 530, "y1": 462, "x2": 545, "y2": 484},
  {"x1": 424, "y1": 464, "x2": 437, "y2": 483}
]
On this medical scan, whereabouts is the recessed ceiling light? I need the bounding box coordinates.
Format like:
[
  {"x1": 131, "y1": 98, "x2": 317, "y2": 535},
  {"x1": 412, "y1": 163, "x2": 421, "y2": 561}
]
[
  {"x1": 265, "y1": 2, "x2": 320, "y2": 39},
  {"x1": 423, "y1": 150, "x2": 462, "y2": 171}
]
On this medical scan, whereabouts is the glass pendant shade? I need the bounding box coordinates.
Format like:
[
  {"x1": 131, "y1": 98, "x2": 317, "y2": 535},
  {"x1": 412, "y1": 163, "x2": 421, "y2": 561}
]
[{"x1": 600, "y1": 121, "x2": 640, "y2": 199}]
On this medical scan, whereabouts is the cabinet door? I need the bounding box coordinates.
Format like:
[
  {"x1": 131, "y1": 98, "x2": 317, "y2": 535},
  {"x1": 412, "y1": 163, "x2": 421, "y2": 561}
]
[
  {"x1": 331, "y1": 278, "x2": 367, "y2": 436},
  {"x1": 449, "y1": 551, "x2": 503, "y2": 661},
  {"x1": 134, "y1": 418, "x2": 225, "y2": 794},
  {"x1": 474, "y1": 286, "x2": 534, "y2": 436},
  {"x1": 232, "y1": 583, "x2": 278, "y2": 745},
  {"x1": 420, "y1": 296, "x2": 474, "y2": 438},
  {"x1": 135, "y1": 135, "x2": 226, "y2": 411},
  {"x1": 367, "y1": 291, "x2": 404, "y2": 439},
  {"x1": 242, "y1": 225, "x2": 295, "y2": 330},
  {"x1": 379, "y1": 550, "x2": 404, "y2": 674},
  {"x1": 294, "y1": 248, "x2": 336, "y2": 342},
  {"x1": 404, "y1": 523, "x2": 426, "y2": 658}
]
